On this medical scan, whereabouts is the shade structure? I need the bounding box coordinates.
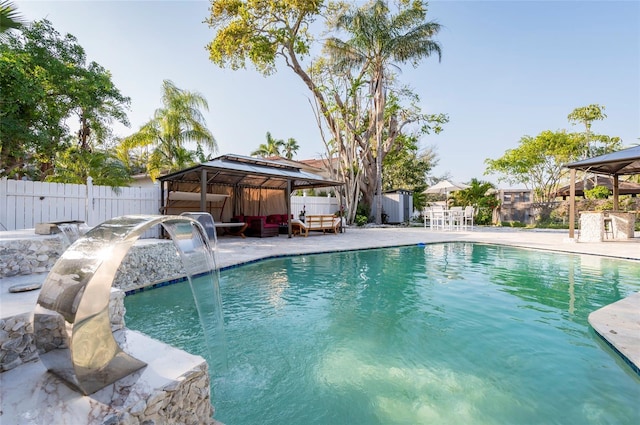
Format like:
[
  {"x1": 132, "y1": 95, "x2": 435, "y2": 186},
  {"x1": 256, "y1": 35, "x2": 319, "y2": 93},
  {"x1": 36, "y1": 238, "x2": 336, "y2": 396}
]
[
  {"x1": 554, "y1": 176, "x2": 640, "y2": 198},
  {"x1": 423, "y1": 180, "x2": 470, "y2": 195},
  {"x1": 565, "y1": 145, "x2": 640, "y2": 176},
  {"x1": 564, "y1": 145, "x2": 640, "y2": 239},
  {"x1": 157, "y1": 154, "x2": 344, "y2": 237}
]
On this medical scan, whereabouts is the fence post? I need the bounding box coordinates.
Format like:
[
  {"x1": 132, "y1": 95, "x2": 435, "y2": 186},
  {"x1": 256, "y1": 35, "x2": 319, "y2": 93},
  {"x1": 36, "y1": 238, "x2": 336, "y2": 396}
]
[
  {"x1": 86, "y1": 176, "x2": 94, "y2": 227},
  {"x1": 0, "y1": 177, "x2": 7, "y2": 231}
]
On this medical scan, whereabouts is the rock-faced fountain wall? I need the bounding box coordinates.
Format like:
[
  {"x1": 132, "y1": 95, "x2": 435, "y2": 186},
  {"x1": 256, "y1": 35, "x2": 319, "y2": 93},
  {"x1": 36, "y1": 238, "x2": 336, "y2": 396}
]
[{"x1": 1, "y1": 215, "x2": 223, "y2": 424}]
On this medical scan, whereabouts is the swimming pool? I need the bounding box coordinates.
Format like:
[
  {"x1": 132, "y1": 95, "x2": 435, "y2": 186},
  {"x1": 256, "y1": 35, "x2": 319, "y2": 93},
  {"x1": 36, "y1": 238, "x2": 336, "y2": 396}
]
[{"x1": 125, "y1": 243, "x2": 640, "y2": 424}]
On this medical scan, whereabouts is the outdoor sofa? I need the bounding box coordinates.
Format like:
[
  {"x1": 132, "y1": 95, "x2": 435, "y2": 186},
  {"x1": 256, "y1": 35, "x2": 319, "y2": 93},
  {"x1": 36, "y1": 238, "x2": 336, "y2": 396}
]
[{"x1": 233, "y1": 214, "x2": 292, "y2": 238}]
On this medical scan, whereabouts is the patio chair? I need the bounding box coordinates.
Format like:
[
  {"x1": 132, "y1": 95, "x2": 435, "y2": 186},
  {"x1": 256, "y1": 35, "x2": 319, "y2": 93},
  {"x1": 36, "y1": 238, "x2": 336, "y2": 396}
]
[
  {"x1": 423, "y1": 207, "x2": 431, "y2": 228},
  {"x1": 449, "y1": 206, "x2": 464, "y2": 230},
  {"x1": 463, "y1": 206, "x2": 475, "y2": 229},
  {"x1": 430, "y1": 205, "x2": 446, "y2": 230}
]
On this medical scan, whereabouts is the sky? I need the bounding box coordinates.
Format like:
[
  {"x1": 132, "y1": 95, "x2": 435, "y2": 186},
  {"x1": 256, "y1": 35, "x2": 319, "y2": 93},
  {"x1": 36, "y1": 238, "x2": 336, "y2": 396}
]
[{"x1": 12, "y1": 0, "x2": 640, "y2": 185}]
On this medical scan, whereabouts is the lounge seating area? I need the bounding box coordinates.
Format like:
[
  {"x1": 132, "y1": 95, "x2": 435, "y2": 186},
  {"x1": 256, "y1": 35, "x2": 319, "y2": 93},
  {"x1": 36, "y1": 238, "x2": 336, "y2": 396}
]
[
  {"x1": 158, "y1": 155, "x2": 345, "y2": 239},
  {"x1": 292, "y1": 215, "x2": 341, "y2": 237},
  {"x1": 232, "y1": 214, "x2": 293, "y2": 238}
]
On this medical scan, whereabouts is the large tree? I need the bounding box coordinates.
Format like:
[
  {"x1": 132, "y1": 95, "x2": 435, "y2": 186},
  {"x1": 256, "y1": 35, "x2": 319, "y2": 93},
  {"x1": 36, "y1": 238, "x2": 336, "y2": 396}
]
[
  {"x1": 486, "y1": 104, "x2": 623, "y2": 206},
  {"x1": 118, "y1": 80, "x2": 217, "y2": 180},
  {"x1": 207, "y1": 0, "x2": 446, "y2": 224},
  {"x1": 567, "y1": 104, "x2": 606, "y2": 158},
  {"x1": 324, "y1": 0, "x2": 442, "y2": 223},
  {"x1": 382, "y1": 136, "x2": 437, "y2": 192},
  {"x1": 567, "y1": 104, "x2": 621, "y2": 159},
  {"x1": 0, "y1": 19, "x2": 130, "y2": 179},
  {"x1": 485, "y1": 130, "x2": 584, "y2": 203}
]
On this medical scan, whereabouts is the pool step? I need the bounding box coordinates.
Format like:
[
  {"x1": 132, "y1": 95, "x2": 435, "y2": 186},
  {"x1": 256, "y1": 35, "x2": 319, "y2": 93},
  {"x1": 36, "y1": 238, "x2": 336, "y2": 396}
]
[{"x1": 589, "y1": 292, "x2": 640, "y2": 375}]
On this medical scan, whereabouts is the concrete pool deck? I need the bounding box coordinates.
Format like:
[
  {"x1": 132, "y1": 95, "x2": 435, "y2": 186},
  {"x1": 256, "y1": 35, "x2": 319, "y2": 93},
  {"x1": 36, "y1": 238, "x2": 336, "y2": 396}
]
[{"x1": 2, "y1": 226, "x2": 640, "y2": 374}]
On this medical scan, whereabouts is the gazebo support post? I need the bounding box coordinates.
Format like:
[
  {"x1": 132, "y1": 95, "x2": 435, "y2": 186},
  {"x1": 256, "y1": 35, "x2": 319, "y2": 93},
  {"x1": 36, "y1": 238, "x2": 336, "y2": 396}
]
[
  {"x1": 286, "y1": 180, "x2": 292, "y2": 238},
  {"x1": 200, "y1": 169, "x2": 207, "y2": 213},
  {"x1": 613, "y1": 174, "x2": 619, "y2": 211},
  {"x1": 569, "y1": 169, "x2": 576, "y2": 239}
]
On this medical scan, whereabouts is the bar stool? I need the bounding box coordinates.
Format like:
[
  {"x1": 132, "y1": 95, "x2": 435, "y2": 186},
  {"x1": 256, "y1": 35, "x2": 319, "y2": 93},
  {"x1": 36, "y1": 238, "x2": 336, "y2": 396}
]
[{"x1": 603, "y1": 216, "x2": 613, "y2": 240}]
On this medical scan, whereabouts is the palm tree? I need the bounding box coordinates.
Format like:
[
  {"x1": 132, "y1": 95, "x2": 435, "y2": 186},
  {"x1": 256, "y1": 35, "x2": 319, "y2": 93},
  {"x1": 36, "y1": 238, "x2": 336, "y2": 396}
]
[
  {"x1": 325, "y1": 0, "x2": 441, "y2": 224},
  {"x1": 0, "y1": 1, "x2": 26, "y2": 41},
  {"x1": 282, "y1": 137, "x2": 299, "y2": 159},
  {"x1": 120, "y1": 80, "x2": 216, "y2": 180},
  {"x1": 46, "y1": 146, "x2": 132, "y2": 187},
  {"x1": 251, "y1": 132, "x2": 284, "y2": 157},
  {"x1": 452, "y1": 178, "x2": 495, "y2": 207}
]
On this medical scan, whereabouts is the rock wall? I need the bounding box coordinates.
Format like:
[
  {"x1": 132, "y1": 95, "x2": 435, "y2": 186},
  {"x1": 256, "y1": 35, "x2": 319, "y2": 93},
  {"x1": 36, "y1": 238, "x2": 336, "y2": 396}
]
[
  {"x1": 0, "y1": 311, "x2": 36, "y2": 372},
  {"x1": 0, "y1": 235, "x2": 216, "y2": 424},
  {"x1": 1, "y1": 289, "x2": 125, "y2": 373},
  {"x1": 0, "y1": 287, "x2": 214, "y2": 424},
  {"x1": 113, "y1": 241, "x2": 186, "y2": 291},
  {"x1": 0, "y1": 235, "x2": 63, "y2": 278},
  {"x1": 1, "y1": 235, "x2": 186, "y2": 291}
]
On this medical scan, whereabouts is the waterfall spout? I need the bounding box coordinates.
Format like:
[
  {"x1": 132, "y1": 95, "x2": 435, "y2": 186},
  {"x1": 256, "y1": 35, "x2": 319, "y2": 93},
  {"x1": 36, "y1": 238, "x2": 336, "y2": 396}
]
[{"x1": 34, "y1": 214, "x2": 226, "y2": 395}]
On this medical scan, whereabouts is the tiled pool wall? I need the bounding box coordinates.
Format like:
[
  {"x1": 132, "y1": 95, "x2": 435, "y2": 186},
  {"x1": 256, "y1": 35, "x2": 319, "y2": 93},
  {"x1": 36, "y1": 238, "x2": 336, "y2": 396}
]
[{"x1": 0, "y1": 236, "x2": 216, "y2": 424}]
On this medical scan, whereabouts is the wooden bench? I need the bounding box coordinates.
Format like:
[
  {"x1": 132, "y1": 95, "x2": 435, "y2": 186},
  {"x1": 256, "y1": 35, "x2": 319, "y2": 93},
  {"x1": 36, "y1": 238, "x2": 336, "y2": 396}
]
[{"x1": 297, "y1": 215, "x2": 341, "y2": 237}]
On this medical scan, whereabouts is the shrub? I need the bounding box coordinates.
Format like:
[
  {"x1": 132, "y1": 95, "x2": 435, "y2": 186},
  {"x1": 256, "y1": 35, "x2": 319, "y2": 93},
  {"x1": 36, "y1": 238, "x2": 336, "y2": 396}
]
[
  {"x1": 504, "y1": 221, "x2": 527, "y2": 228},
  {"x1": 594, "y1": 200, "x2": 614, "y2": 211},
  {"x1": 355, "y1": 202, "x2": 371, "y2": 224},
  {"x1": 355, "y1": 215, "x2": 368, "y2": 226},
  {"x1": 475, "y1": 207, "x2": 493, "y2": 225},
  {"x1": 585, "y1": 185, "x2": 610, "y2": 199}
]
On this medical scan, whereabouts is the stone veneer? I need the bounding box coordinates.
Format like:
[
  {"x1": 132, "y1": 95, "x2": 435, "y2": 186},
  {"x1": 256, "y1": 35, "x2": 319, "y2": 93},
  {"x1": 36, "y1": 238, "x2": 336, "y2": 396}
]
[
  {"x1": 0, "y1": 289, "x2": 125, "y2": 373},
  {"x1": 1, "y1": 233, "x2": 186, "y2": 291},
  {"x1": 1, "y1": 330, "x2": 214, "y2": 425},
  {"x1": 579, "y1": 211, "x2": 636, "y2": 242},
  {"x1": 0, "y1": 234, "x2": 63, "y2": 278},
  {"x1": 112, "y1": 240, "x2": 186, "y2": 291}
]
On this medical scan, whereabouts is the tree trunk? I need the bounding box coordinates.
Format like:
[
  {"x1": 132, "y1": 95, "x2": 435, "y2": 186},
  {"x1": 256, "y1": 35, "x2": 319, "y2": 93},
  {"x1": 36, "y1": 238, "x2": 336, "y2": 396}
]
[
  {"x1": 373, "y1": 71, "x2": 385, "y2": 224},
  {"x1": 78, "y1": 111, "x2": 91, "y2": 150}
]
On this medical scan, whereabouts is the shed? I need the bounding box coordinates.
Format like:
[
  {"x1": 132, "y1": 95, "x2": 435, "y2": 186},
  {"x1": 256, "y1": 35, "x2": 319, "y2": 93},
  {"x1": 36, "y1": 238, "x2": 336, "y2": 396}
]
[{"x1": 374, "y1": 190, "x2": 413, "y2": 224}]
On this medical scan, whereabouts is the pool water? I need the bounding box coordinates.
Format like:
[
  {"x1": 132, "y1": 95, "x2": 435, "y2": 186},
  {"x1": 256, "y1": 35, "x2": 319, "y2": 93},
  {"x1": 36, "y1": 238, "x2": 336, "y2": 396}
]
[{"x1": 124, "y1": 243, "x2": 640, "y2": 424}]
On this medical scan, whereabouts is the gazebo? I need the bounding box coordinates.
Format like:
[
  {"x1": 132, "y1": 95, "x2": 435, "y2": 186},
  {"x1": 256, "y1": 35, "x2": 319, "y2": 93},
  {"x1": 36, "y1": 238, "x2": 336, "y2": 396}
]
[
  {"x1": 554, "y1": 176, "x2": 640, "y2": 199},
  {"x1": 158, "y1": 154, "x2": 343, "y2": 237},
  {"x1": 565, "y1": 145, "x2": 640, "y2": 239}
]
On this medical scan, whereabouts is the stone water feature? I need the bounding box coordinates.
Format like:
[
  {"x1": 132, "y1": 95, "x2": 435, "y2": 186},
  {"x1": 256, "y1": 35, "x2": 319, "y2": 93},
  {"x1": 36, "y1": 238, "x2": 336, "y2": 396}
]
[{"x1": 1, "y1": 215, "x2": 224, "y2": 424}]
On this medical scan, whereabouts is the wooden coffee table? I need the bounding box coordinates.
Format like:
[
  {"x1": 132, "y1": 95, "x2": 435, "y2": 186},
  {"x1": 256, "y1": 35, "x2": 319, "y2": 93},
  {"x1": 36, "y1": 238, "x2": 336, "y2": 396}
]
[{"x1": 214, "y1": 222, "x2": 248, "y2": 238}]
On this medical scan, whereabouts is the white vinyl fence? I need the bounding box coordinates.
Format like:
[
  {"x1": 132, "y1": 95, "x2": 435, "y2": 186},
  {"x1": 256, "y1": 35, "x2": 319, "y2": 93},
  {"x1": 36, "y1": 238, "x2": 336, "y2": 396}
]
[
  {"x1": 1, "y1": 177, "x2": 340, "y2": 232},
  {"x1": 290, "y1": 195, "x2": 340, "y2": 217},
  {"x1": 0, "y1": 177, "x2": 160, "y2": 231}
]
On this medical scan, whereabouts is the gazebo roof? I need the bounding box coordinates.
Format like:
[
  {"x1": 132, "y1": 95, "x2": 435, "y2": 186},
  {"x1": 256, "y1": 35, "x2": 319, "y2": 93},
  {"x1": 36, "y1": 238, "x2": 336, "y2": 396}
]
[
  {"x1": 158, "y1": 154, "x2": 343, "y2": 190},
  {"x1": 555, "y1": 176, "x2": 640, "y2": 197},
  {"x1": 564, "y1": 146, "x2": 639, "y2": 238},
  {"x1": 566, "y1": 145, "x2": 640, "y2": 176}
]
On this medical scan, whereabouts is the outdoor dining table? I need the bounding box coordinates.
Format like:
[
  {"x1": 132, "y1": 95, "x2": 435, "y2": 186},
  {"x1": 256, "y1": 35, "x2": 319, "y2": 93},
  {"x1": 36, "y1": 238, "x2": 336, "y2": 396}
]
[{"x1": 426, "y1": 207, "x2": 465, "y2": 231}]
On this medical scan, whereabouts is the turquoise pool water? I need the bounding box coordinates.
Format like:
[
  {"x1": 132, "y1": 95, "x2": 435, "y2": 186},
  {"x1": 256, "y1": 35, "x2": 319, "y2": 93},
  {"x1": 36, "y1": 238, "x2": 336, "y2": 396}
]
[{"x1": 124, "y1": 243, "x2": 640, "y2": 424}]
